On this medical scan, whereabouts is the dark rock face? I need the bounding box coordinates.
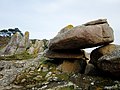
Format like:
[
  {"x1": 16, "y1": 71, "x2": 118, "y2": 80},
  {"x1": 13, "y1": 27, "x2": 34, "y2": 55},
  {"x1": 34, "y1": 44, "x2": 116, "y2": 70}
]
[
  {"x1": 89, "y1": 44, "x2": 120, "y2": 78},
  {"x1": 44, "y1": 49, "x2": 86, "y2": 59},
  {"x1": 97, "y1": 50, "x2": 120, "y2": 77},
  {"x1": 85, "y1": 63, "x2": 95, "y2": 75},
  {"x1": 90, "y1": 44, "x2": 120, "y2": 66},
  {"x1": 48, "y1": 19, "x2": 114, "y2": 50}
]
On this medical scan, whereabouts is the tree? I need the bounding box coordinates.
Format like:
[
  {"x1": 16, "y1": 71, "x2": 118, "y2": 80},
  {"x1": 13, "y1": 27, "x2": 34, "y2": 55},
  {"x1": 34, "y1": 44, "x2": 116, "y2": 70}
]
[
  {"x1": 0, "y1": 29, "x2": 9, "y2": 37},
  {"x1": 0, "y1": 28, "x2": 23, "y2": 37}
]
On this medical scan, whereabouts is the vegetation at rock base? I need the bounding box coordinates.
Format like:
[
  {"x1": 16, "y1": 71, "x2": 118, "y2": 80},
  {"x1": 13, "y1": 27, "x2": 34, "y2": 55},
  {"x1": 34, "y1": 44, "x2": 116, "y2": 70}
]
[
  {"x1": 57, "y1": 86, "x2": 74, "y2": 90},
  {"x1": 12, "y1": 57, "x2": 120, "y2": 90},
  {"x1": 0, "y1": 51, "x2": 34, "y2": 60},
  {"x1": 13, "y1": 59, "x2": 70, "y2": 87}
]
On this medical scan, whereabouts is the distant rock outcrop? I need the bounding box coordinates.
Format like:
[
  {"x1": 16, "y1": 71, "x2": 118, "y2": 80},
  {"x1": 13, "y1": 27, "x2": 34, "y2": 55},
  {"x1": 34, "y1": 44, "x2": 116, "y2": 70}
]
[
  {"x1": 27, "y1": 39, "x2": 45, "y2": 55},
  {"x1": 0, "y1": 32, "x2": 23, "y2": 55},
  {"x1": 0, "y1": 31, "x2": 47, "y2": 56},
  {"x1": 15, "y1": 31, "x2": 30, "y2": 54}
]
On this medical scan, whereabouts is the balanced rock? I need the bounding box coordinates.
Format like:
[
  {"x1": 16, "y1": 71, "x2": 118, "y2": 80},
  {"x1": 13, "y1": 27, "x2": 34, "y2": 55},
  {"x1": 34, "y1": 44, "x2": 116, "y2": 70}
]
[
  {"x1": 90, "y1": 44, "x2": 120, "y2": 66},
  {"x1": 97, "y1": 49, "x2": 120, "y2": 77},
  {"x1": 48, "y1": 19, "x2": 114, "y2": 50}
]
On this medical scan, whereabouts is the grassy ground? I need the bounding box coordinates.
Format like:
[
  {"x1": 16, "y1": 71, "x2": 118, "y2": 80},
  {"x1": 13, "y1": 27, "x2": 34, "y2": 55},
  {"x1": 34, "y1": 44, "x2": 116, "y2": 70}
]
[{"x1": 0, "y1": 52, "x2": 34, "y2": 60}]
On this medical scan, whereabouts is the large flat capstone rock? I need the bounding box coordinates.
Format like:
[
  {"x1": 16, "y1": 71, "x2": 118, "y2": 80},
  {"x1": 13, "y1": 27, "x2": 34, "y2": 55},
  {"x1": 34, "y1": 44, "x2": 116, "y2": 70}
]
[{"x1": 48, "y1": 19, "x2": 114, "y2": 50}]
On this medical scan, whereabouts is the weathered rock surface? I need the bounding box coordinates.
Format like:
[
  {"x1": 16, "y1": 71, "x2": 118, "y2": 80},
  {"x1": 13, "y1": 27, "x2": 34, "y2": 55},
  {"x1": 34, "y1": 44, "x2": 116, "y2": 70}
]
[
  {"x1": 57, "y1": 24, "x2": 74, "y2": 35},
  {"x1": 49, "y1": 19, "x2": 114, "y2": 50},
  {"x1": 11, "y1": 58, "x2": 120, "y2": 90},
  {"x1": 27, "y1": 39, "x2": 44, "y2": 55},
  {"x1": 0, "y1": 32, "x2": 23, "y2": 55},
  {"x1": 97, "y1": 49, "x2": 120, "y2": 77},
  {"x1": 44, "y1": 48, "x2": 88, "y2": 73},
  {"x1": 44, "y1": 49, "x2": 87, "y2": 59},
  {"x1": 44, "y1": 49, "x2": 88, "y2": 73},
  {"x1": 83, "y1": 19, "x2": 107, "y2": 26},
  {"x1": 0, "y1": 54, "x2": 42, "y2": 86},
  {"x1": 15, "y1": 31, "x2": 30, "y2": 54},
  {"x1": 0, "y1": 32, "x2": 46, "y2": 57},
  {"x1": 0, "y1": 31, "x2": 29, "y2": 56},
  {"x1": 85, "y1": 63, "x2": 95, "y2": 75},
  {"x1": 84, "y1": 63, "x2": 104, "y2": 76},
  {"x1": 58, "y1": 59, "x2": 87, "y2": 73},
  {"x1": 90, "y1": 44, "x2": 120, "y2": 66}
]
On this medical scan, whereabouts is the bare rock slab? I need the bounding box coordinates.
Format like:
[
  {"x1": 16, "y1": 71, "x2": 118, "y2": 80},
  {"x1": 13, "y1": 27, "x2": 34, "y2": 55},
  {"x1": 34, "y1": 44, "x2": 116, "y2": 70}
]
[
  {"x1": 48, "y1": 19, "x2": 114, "y2": 50},
  {"x1": 44, "y1": 49, "x2": 87, "y2": 59}
]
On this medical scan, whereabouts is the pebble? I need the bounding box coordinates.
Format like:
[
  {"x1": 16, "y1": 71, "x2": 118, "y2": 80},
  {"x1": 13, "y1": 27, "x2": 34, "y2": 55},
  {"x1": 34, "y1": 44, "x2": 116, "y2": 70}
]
[
  {"x1": 21, "y1": 79, "x2": 26, "y2": 83},
  {"x1": 0, "y1": 74, "x2": 3, "y2": 79},
  {"x1": 45, "y1": 72, "x2": 52, "y2": 78}
]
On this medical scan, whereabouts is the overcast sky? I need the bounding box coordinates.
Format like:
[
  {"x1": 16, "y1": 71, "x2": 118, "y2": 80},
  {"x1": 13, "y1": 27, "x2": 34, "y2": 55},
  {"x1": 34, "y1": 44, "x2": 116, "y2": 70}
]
[{"x1": 0, "y1": 0, "x2": 120, "y2": 45}]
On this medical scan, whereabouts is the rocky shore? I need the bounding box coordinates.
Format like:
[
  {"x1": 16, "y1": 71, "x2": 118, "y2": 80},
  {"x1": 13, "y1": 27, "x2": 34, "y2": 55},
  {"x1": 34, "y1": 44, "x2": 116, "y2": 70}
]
[{"x1": 0, "y1": 19, "x2": 120, "y2": 90}]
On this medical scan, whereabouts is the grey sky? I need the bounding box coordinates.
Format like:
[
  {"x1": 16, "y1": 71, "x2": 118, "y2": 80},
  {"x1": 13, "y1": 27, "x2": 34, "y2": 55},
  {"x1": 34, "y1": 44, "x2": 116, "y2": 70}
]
[{"x1": 0, "y1": 0, "x2": 120, "y2": 45}]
